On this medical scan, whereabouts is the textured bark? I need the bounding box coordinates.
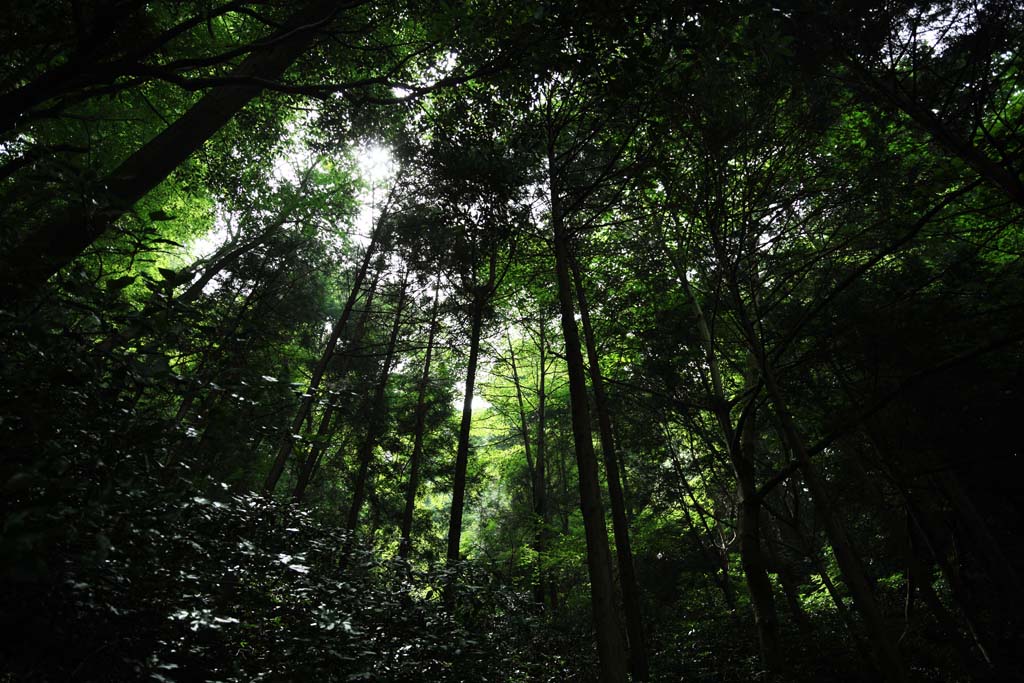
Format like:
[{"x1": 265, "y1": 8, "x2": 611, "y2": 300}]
[
  {"x1": 549, "y1": 154, "x2": 628, "y2": 682},
  {"x1": 1, "y1": 0, "x2": 342, "y2": 299},
  {"x1": 571, "y1": 258, "x2": 648, "y2": 680},
  {"x1": 399, "y1": 288, "x2": 440, "y2": 559}
]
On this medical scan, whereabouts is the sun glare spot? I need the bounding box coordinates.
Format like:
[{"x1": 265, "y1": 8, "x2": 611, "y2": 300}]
[{"x1": 356, "y1": 144, "x2": 395, "y2": 184}]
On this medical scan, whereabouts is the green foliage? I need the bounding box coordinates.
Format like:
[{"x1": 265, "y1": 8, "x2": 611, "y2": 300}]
[{"x1": 3, "y1": 1, "x2": 1024, "y2": 681}]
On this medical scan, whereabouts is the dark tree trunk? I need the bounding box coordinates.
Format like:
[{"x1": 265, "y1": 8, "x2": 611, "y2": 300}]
[
  {"x1": 736, "y1": 406, "x2": 783, "y2": 672},
  {"x1": 763, "y1": 516, "x2": 811, "y2": 632},
  {"x1": 446, "y1": 293, "x2": 485, "y2": 566},
  {"x1": 676, "y1": 263, "x2": 781, "y2": 670},
  {"x1": 399, "y1": 288, "x2": 440, "y2": 559},
  {"x1": 570, "y1": 257, "x2": 648, "y2": 681},
  {"x1": 0, "y1": 0, "x2": 342, "y2": 300},
  {"x1": 754, "y1": 354, "x2": 906, "y2": 683},
  {"x1": 505, "y1": 332, "x2": 546, "y2": 606},
  {"x1": 549, "y1": 154, "x2": 628, "y2": 682},
  {"x1": 292, "y1": 266, "x2": 383, "y2": 501},
  {"x1": 535, "y1": 313, "x2": 550, "y2": 607},
  {"x1": 264, "y1": 228, "x2": 381, "y2": 493},
  {"x1": 344, "y1": 274, "x2": 409, "y2": 543}
]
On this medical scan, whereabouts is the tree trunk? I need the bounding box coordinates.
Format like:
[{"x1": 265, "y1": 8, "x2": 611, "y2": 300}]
[
  {"x1": 549, "y1": 154, "x2": 628, "y2": 682},
  {"x1": 535, "y1": 312, "x2": 550, "y2": 607},
  {"x1": 0, "y1": 0, "x2": 342, "y2": 299},
  {"x1": 446, "y1": 294, "x2": 485, "y2": 566},
  {"x1": 570, "y1": 257, "x2": 648, "y2": 680},
  {"x1": 344, "y1": 274, "x2": 409, "y2": 542},
  {"x1": 676, "y1": 263, "x2": 781, "y2": 671},
  {"x1": 293, "y1": 265, "x2": 383, "y2": 501},
  {"x1": 399, "y1": 287, "x2": 440, "y2": 559},
  {"x1": 763, "y1": 516, "x2": 811, "y2": 631},
  {"x1": 264, "y1": 228, "x2": 381, "y2": 493},
  {"x1": 754, "y1": 354, "x2": 906, "y2": 683},
  {"x1": 507, "y1": 333, "x2": 536, "y2": 502},
  {"x1": 506, "y1": 331, "x2": 548, "y2": 606},
  {"x1": 736, "y1": 408, "x2": 783, "y2": 672}
]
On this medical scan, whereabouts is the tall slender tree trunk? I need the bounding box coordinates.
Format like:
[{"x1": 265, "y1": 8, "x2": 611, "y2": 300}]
[
  {"x1": 570, "y1": 257, "x2": 648, "y2": 681},
  {"x1": 752, "y1": 350, "x2": 906, "y2": 683},
  {"x1": 345, "y1": 274, "x2": 409, "y2": 541},
  {"x1": 446, "y1": 294, "x2": 485, "y2": 566},
  {"x1": 399, "y1": 287, "x2": 440, "y2": 559},
  {"x1": 763, "y1": 515, "x2": 811, "y2": 631},
  {"x1": 505, "y1": 331, "x2": 547, "y2": 606},
  {"x1": 535, "y1": 313, "x2": 550, "y2": 607},
  {"x1": 264, "y1": 228, "x2": 381, "y2": 493},
  {"x1": 736, "y1": 398, "x2": 783, "y2": 672},
  {"x1": 549, "y1": 153, "x2": 628, "y2": 683},
  {"x1": 507, "y1": 333, "x2": 536, "y2": 497},
  {"x1": 0, "y1": 0, "x2": 342, "y2": 298},
  {"x1": 293, "y1": 266, "x2": 383, "y2": 501},
  {"x1": 675, "y1": 263, "x2": 781, "y2": 671}
]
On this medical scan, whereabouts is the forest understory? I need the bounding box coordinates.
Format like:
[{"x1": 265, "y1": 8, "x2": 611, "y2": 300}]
[{"x1": 1, "y1": 1, "x2": 1023, "y2": 681}]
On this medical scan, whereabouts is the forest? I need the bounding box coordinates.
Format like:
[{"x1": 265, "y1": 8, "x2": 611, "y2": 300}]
[{"x1": 1, "y1": 1, "x2": 1022, "y2": 681}]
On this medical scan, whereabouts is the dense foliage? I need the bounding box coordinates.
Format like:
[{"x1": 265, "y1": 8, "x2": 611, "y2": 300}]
[{"x1": 2, "y1": 1, "x2": 1023, "y2": 681}]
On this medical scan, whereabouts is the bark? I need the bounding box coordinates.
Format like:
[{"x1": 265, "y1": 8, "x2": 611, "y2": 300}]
[
  {"x1": 505, "y1": 332, "x2": 546, "y2": 605},
  {"x1": 906, "y1": 493, "x2": 995, "y2": 669},
  {"x1": 763, "y1": 516, "x2": 811, "y2": 631},
  {"x1": 535, "y1": 313, "x2": 550, "y2": 607},
  {"x1": 772, "y1": 489, "x2": 878, "y2": 670},
  {"x1": 676, "y1": 264, "x2": 781, "y2": 671},
  {"x1": 263, "y1": 227, "x2": 381, "y2": 493},
  {"x1": 506, "y1": 333, "x2": 535, "y2": 500},
  {"x1": 570, "y1": 257, "x2": 648, "y2": 680},
  {"x1": 292, "y1": 270, "x2": 381, "y2": 501},
  {"x1": 445, "y1": 294, "x2": 485, "y2": 566},
  {"x1": 556, "y1": 432, "x2": 571, "y2": 535},
  {"x1": 399, "y1": 287, "x2": 440, "y2": 559},
  {"x1": 754, "y1": 354, "x2": 907, "y2": 683},
  {"x1": 549, "y1": 153, "x2": 628, "y2": 682},
  {"x1": 0, "y1": 0, "x2": 342, "y2": 299},
  {"x1": 344, "y1": 274, "x2": 409, "y2": 540},
  {"x1": 736, "y1": 405, "x2": 783, "y2": 672}
]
